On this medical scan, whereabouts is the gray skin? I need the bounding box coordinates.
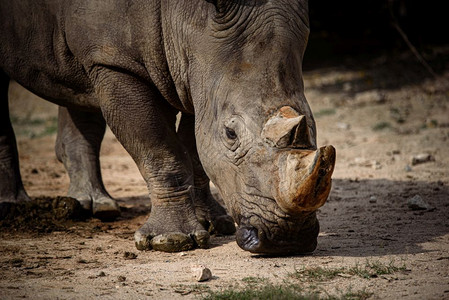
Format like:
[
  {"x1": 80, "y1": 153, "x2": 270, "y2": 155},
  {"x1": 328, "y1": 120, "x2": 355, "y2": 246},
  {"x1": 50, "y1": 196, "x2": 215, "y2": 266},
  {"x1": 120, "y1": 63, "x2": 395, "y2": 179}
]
[{"x1": 0, "y1": 0, "x2": 336, "y2": 254}]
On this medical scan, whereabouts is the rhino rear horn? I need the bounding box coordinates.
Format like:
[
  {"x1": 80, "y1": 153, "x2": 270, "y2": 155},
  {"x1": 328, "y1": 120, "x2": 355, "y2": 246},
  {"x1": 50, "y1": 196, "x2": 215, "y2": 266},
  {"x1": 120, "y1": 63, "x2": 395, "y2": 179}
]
[
  {"x1": 262, "y1": 106, "x2": 314, "y2": 149},
  {"x1": 291, "y1": 114, "x2": 314, "y2": 149}
]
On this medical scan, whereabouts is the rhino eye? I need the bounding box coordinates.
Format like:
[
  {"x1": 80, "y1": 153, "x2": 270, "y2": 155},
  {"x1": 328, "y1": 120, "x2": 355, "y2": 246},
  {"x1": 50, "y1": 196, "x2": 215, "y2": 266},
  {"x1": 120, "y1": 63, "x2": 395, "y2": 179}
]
[{"x1": 225, "y1": 127, "x2": 237, "y2": 140}]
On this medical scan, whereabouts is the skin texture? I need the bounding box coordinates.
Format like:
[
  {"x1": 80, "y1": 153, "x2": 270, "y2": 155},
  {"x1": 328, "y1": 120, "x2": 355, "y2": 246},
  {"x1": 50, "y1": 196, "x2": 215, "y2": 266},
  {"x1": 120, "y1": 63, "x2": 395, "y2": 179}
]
[{"x1": 0, "y1": 0, "x2": 335, "y2": 254}]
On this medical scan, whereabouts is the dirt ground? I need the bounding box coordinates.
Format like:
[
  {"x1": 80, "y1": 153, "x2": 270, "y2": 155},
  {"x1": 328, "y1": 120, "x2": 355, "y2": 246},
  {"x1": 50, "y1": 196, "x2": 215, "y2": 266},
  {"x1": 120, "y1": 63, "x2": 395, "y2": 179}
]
[{"x1": 1, "y1": 50, "x2": 448, "y2": 299}]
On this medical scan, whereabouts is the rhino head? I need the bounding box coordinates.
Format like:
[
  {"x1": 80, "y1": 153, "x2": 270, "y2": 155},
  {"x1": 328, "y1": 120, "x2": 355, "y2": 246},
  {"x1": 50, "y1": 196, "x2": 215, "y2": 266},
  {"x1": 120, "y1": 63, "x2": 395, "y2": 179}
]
[
  {"x1": 198, "y1": 102, "x2": 335, "y2": 254},
  {"x1": 168, "y1": 0, "x2": 335, "y2": 254}
]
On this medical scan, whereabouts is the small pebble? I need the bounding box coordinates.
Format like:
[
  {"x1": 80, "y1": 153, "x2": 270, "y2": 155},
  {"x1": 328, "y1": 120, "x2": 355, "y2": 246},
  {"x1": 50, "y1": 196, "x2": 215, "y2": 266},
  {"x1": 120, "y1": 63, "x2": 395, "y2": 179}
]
[
  {"x1": 407, "y1": 195, "x2": 431, "y2": 211},
  {"x1": 337, "y1": 122, "x2": 351, "y2": 130},
  {"x1": 354, "y1": 157, "x2": 381, "y2": 169},
  {"x1": 123, "y1": 251, "x2": 137, "y2": 259},
  {"x1": 411, "y1": 153, "x2": 435, "y2": 166}
]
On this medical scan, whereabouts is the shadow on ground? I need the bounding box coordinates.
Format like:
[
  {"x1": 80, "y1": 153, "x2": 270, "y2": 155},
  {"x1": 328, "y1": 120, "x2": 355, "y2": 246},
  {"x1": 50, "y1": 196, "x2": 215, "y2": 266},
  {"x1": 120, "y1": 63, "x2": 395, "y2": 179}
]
[
  {"x1": 304, "y1": 47, "x2": 449, "y2": 101},
  {"x1": 1, "y1": 179, "x2": 447, "y2": 258},
  {"x1": 115, "y1": 195, "x2": 151, "y2": 221},
  {"x1": 316, "y1": 178, "x2": 449, "y2": 257}
]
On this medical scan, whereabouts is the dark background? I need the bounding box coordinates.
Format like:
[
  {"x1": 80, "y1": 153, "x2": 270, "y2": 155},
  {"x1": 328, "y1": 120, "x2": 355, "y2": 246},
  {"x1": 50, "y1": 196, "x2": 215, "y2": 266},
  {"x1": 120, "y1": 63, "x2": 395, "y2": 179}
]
[{"x1": 304, "y1": 0, "x2": 449, "y2": 70}]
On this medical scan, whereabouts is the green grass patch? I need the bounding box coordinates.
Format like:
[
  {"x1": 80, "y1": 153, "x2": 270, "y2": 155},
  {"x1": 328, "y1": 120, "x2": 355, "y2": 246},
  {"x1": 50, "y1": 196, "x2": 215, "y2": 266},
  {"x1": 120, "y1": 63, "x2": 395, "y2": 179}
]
[
  {"x1": 241, "y1": 276, "x2": 268, "y2": 286},
  {"x1": 10, "y1": 115, "x2": 49, "y2": 126},
  {"x1": 200, "y1": 284, "x2": 372, "y2": 300},
  {"x1": 290, "y1": 266, "x2": 345, "y2": 281},
  {"x1": 201, "y1": 284, "x2": 318, "y2": 300},
  {"x1": 172, "y1": 283, "x2": 211, "y2": 296},
  {"x1": 348, "y1": 261, "x2": 407, "y2": 279},
  {"x1": 314, "y1": 108, "x2": 337, "y2": 118},
  {"x1": 313, "y1": 108, "x2": 337, "y2": 118},
  {"x1": 199, "y1": 261, "x2": 404, "y2": 300},
  {"x1": 39, "y1": 122, "x2": 58, "y2": 137},
  {"x1": 372, "y1": 121, "x2": 391, "y2": 131},
  {"x1": 337, "y1": 288, "x2": 373, "y2": 300},
  {"x1": 10, "y1": 116, "x2": 58, "y2": 138},
  {"x1": 290, "y1": 260, "x2": 407, "y2": 282}
]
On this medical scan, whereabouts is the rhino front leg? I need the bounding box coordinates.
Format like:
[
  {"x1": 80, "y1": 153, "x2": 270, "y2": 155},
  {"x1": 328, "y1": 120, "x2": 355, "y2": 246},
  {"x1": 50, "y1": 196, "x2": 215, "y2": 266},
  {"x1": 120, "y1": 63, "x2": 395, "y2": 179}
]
[
  {"x1": 0, "y1": 71, "x2": 31, "y2": 204},
  {"x1": 55, "y1": 106, "x2": 120, "y2": 220},
  {"x1": 177, "y1": 113, "x2": 236, "y2": 235},
  {"x1": 91, "y1": 67, "x2": 209, "y2": 252}
]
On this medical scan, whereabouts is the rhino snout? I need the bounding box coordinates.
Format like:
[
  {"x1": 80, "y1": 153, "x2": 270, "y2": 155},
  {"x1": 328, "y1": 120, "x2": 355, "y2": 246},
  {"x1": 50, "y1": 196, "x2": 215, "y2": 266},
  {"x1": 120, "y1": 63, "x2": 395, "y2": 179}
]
[
  {"x1": 235, "y1": 225, "x2": 261, "y2": 252},
  {"x1": 235, "y1": 215, "x2": 319, "y2": 255}
]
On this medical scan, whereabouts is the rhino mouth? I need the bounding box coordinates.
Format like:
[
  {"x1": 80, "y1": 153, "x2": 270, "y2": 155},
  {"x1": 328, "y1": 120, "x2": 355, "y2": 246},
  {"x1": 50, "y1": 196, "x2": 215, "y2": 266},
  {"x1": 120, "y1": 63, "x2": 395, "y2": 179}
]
[{"x1": 234, "y1": 206, "x2": 320, "y2": 255}]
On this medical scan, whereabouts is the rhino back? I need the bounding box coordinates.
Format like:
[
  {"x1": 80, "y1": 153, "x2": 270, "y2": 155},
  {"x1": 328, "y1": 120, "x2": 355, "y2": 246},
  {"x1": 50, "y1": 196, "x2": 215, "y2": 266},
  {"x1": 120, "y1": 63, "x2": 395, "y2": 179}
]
[
  {"x1": 0, "y1": 0, "x2": 182, "y2": 111},
  {"x1": 0, "y1": 1, "x2": 93, "y2": 107}
]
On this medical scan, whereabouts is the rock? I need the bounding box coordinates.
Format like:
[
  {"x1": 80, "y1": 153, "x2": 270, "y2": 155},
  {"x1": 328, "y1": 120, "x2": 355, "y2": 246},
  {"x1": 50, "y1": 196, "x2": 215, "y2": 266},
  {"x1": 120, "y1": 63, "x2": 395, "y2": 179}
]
[
  {"x1": 336, "y1": 122, "x2": 351, "y2": 130},
  {"x1": 123, "y1": 251, "x2": 138, "y2": 259},
  {"x1": 404, "y1": 165, "x2": 412, "y2": 172},
  {"x1": 191, "y1": 265, "x2": 212, "y2": 282},
  {"x1": 425, "y1": 119, "x2": 438, "y2": 128},
  {"x1": 411, "y1": 153, "x2": 435, "y2": 166},
  {"x1": 354, "y1": 90, "x2": 385, "y2": 105},
  {"x1": 354, "y1": 157, "x2": 382, "y2": 169},
  {"x1": 407, "y1": 195, "x2": 431, "y2": 211},
  {"x1": 369, "y1": 196, "x2": 377, "y2": 203}
]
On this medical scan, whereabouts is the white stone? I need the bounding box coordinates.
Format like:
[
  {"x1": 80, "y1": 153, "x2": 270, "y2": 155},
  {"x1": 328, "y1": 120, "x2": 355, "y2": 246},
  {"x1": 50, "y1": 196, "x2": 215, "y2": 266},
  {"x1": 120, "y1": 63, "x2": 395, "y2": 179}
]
[{"x1": 191, "y1": 265, "x2": 212, "y2": 282}]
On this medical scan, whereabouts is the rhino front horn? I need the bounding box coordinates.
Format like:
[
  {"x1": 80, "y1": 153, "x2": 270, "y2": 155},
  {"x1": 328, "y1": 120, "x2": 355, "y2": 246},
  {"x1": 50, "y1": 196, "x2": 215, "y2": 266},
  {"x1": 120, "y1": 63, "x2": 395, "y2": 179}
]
[{"x1": 275, "y1": 145, "x2": 336, "y2": 214}]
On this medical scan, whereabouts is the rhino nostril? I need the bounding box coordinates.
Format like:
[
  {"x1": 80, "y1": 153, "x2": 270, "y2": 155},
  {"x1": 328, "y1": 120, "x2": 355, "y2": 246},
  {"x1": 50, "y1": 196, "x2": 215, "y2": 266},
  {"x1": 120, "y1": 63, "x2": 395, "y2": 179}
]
[
  {"x1": 236, "y1": 226, "x2": 260, "y2": 251},
  {"x1": 318, "y1": 167, "x2": 327, "y2": 177}
]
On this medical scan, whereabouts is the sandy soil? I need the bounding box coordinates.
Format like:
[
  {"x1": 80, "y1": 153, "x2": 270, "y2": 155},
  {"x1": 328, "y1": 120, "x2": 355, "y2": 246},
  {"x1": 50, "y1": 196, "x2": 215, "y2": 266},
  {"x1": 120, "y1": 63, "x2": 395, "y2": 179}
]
[{"x1": 1, "y1": 51, "x2": 448, "y2": 299}]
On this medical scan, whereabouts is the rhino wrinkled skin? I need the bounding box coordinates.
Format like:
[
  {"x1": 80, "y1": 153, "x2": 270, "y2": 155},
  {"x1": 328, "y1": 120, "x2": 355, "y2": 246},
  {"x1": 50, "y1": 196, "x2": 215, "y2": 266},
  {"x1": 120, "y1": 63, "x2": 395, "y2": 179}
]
[{"x1": 0, "y1": 0, "x2": 335, "y2": 254}]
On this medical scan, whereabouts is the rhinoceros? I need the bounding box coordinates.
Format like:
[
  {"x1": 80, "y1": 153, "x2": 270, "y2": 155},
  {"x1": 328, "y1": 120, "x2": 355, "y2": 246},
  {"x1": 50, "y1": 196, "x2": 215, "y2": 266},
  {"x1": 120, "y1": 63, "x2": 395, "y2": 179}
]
[{"x1": 0, "y1": 0, "x2": 335, "y2": 254}]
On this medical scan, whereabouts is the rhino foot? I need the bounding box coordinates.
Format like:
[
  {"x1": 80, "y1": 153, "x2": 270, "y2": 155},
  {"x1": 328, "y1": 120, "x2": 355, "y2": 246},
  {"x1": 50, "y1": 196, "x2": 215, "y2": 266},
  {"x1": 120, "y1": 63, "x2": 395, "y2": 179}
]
[
  {"x1": 194, "y1": 191, "x2": 236, "y2": 235},
  {"x1": 0, "y1": 188, "x2": 31, "y2": 204},
  {"x1": 203, "y1": 215, "x2": 236, "y2": 235},
  {"x1": 134, "y1": 211, "x2": 210, "y2": 252},
  {"x1": 195, "y1": 203, "x2": 236, "y2": 235},
  {"x1": 142, "y1": 231, "x2": 209, "y2": 252},
  {"x1": 69, "y1": 192, "x2": 120, "y2": 221},
  {"x1": 135, "y1": 228, "x2": 210, "y2": 252},
  {"x1": 92, "y1": 196, "x2": 120, "y2": 221}
]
